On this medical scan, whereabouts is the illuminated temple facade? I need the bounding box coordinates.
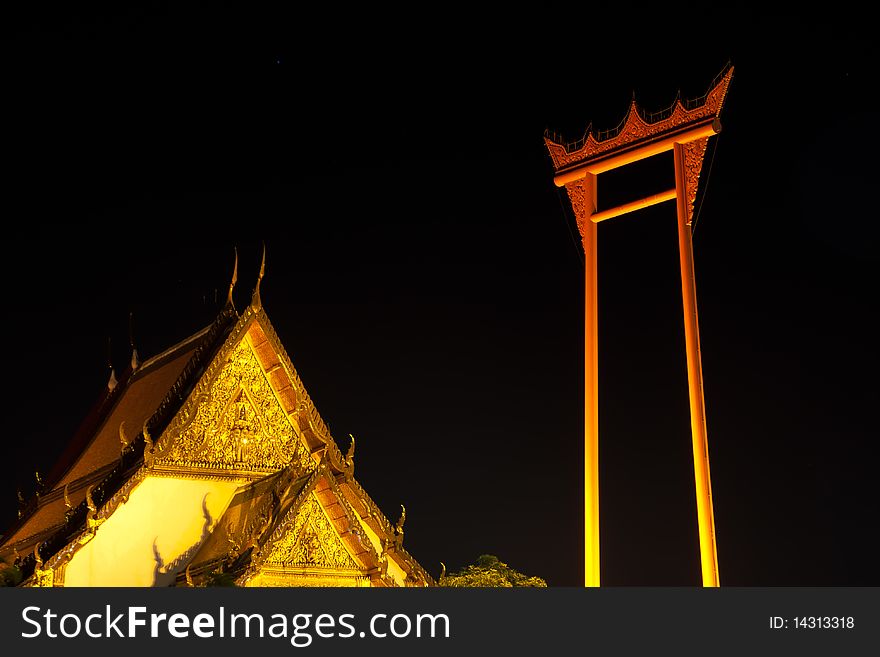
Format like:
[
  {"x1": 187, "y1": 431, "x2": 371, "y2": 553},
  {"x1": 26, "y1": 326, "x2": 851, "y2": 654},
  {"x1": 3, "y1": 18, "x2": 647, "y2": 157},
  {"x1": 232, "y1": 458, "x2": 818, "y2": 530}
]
[{"x1": 0, "y1": 263, "x2": 432, "y2": 587}]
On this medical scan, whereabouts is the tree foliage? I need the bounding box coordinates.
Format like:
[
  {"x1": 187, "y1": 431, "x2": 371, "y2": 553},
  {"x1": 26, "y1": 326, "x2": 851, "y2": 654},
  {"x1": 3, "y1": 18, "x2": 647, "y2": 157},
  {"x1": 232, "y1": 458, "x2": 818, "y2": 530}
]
[
  {"x1": 204, "y1": 570, "x2": 237, "y2": 587},
  {"x1": 439, "y1": 554, "x2": 547, "y2": 587},
  {"x1": 0, "y1": 561, "x2": 23, "y2": 587}
]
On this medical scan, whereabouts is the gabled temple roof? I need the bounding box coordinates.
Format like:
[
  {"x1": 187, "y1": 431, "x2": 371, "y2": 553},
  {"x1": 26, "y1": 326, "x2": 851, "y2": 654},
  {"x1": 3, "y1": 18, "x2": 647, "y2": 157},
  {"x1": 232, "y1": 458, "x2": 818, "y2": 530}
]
[
  {"x1": 1, "y1": 320, "x2": 227, "y2": 552},
  {"x1": 2, "y1": 278, "x2": 431, "y2": 587}
]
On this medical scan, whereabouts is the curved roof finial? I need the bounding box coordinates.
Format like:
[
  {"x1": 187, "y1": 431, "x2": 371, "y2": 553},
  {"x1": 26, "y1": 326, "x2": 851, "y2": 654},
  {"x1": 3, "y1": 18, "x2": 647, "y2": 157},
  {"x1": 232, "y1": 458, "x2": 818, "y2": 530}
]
[
  {"x1": 346, "y1": 433, "x2": 356, "y2": 464},
  {"x1": 119, "y1": 420, "x2": 130, "y2": 458},
  {"x1": 226, "y1": 247, "x2": 239, "y2": 310},
  {"x1": 85, "y1": 485, "x2": 96, "y2": 515},
  {"x1": 143, "y1": 421, "x2": 155, "y2": 469},
  {"x1": 396, "y1": 504, "x2": 406, "y2": 535},
  {"x1": 107, "y1": 337, "x2": 117, "y2": 391},
  {"x1": 252, "y1": 242, "x2": 266, "y2": 309},
  {"x1": 129, "y1": 312, "x2": 140, "y2": 370}
]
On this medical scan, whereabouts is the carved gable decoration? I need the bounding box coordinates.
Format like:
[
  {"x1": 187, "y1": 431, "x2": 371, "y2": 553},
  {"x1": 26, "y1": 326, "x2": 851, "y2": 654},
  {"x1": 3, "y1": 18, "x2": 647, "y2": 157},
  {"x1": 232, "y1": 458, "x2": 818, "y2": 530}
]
[
  {"x1": 264, "y1": 494, "x2": 358, "y2": 570},
  {"x1": 156, "y1": 338, "x2": 313, "y2": 475}
]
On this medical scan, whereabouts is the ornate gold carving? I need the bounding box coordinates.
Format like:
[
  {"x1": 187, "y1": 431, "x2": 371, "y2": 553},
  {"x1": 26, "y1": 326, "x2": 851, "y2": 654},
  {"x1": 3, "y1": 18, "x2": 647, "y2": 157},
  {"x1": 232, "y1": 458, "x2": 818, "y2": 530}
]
[
  {"x1": 247, "y1": 498, "x2": 279, "y2": 558},
  {"x1": 680, "y1": 137, "x2": 709, "y2": 225},
  {"x1": 227, "y1": 247, "x2": 238, "y2": 308},
  {"x1": 155, "y1": 339, "x2": 312, "y2": 474},
  {"x1": 546, "y1": 67, "x2": 732, "y2": 171},
  {"x1": 247, "y1": 569, "x2": 369, "y2": 587},
  {"x1": 33, "y1": 471, "x2": 44, "y2": 502},
  {"x1": 344, "y1": 477, "x2": 394, "y2": 538},
  {"x1": 345, "y1": 433, "x2": 355, "y2": 466},
  {"x1": 143, "y1": 422, "x2": 156, "y2": 469},
  {"x1": 250, "y1": 307, "x2": 332, "y2": 447},
  {"x1": 37, "y1": 305, "x2": 432, "y2": 587},
  {"x1": 377, "y1": 550, "x2": 390, "y2": 583},
  {"x1": 85, "y1": 485, "x2": 103, "y2": 534},
  {"x1": 252, "y1": 243, "x2": 266, "y2": 310},
  {"x1": 119, "y1": 421, "x2": 130, "y2": 456},
  {"x1": 395, "y1": 504, "x2": 406, "y2": 544},
  {"x1": 63, "y1": 483, "x2": 72, "y2": 511},
  {"x1": 32, "y1": 544, "x2": 54, "y2": 587},
  {"x1": 43, "y1": 469, "x2": 145, "y2": 570},
  {"x1": 264, "y1": 494, "x2": 358, "y2": 570},
  {"x1": 563, "y1": 176, "x2": 595, "y2": 241}
]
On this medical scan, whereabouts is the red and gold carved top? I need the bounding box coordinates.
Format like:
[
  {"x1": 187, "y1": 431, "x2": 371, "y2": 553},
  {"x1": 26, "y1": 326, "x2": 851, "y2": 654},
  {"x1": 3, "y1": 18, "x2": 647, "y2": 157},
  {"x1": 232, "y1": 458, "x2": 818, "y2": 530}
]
[{"x1": 545, "y1": 66, "x2": 733, "y2": 172}]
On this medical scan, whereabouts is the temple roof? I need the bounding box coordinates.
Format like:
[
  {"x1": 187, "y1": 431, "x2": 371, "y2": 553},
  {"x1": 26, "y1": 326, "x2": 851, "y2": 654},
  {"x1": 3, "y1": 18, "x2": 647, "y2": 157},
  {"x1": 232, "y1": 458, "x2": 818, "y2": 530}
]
[
  {"x1": 2, "y1": 286, "x2": 431, "y2": 587},
  {"x1": 1, "y1": 321, "x2": 225, "y2": 552},
  {"x1": 0, "y1": 305, "x2": 237, "y2": 564}
]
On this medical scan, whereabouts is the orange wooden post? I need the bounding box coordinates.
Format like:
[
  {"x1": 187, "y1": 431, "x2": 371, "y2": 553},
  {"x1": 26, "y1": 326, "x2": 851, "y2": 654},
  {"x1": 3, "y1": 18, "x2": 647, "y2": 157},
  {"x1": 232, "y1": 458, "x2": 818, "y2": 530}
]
[
  {"x1": 545, "y1": 65, "x2": 733, "y2": 587},
  {"x1": 674, "y1": 142, "x2": 720, "y2": 587},
  {"x1": 581, "y1": 175, "x2": 600, "y2": 588}
]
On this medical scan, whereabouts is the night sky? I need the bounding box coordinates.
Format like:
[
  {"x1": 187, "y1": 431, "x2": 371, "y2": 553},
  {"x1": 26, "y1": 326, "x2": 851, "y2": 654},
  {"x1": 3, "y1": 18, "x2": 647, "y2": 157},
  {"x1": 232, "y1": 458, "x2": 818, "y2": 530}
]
[{"x1": 2, "y1": 7, "x2": 877, "y2": 586}]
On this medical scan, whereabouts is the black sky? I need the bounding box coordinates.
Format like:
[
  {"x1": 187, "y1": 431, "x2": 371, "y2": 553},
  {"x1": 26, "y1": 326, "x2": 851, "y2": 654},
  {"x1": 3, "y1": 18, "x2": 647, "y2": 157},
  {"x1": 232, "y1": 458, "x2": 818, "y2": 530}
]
[{"x1": 1, "y1": 6, "x2": 877, "y2": 586}]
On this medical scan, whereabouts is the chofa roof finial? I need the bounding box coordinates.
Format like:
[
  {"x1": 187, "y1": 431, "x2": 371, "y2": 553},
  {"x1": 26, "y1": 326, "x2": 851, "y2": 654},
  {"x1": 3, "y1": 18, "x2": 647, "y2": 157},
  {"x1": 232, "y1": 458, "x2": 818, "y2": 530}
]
[
  {"x1": 226, "y1": 247, "x2": 239, "y2": 310},
  {"x1": 396, "y1": 504, "x2": 406, "y2": 536},
  {"x1": 346, "y1": 433, "x2": 356, "y2": 464},
  {"x1": 129, "y1": 311, "x2": 140, "y2": 370},
  {"x1": 252, "y1": 242, "x2": 266, "y2": 309},
  {"x1": 107, "y1": 337, "x2": 117, "y2": 391}
]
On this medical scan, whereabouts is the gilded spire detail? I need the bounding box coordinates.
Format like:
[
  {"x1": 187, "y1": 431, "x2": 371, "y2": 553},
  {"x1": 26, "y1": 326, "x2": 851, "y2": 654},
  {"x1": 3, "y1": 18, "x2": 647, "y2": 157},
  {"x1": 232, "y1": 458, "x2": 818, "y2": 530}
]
[
  {"x1": 119, "y1": 421, "x2": 131, "y2": 461},
  {"x1": 143, "y1": 422, "x2": 155, "y2": 469},
  {"x1": 32, "y1": 543, "x2": 53, "y2": 586},
  {"x1": 252, "y1": 242, "x2": 266, "y2": 309},
  {"x1": 129, "y1": 312, "x2": 140, "y2": 370},
  {"x1": 107, "y1": 337, "x2": 117, "y2": 391},
  {"x1": 119, "y1": 421, "x2": 129, "y2": 451},
  {"x1": 346, "y1": 433, "x2": 356, "y2": 466},
  {"x1": 85, "y1": 485, "x2": 102, "y2": 533},
  {"x1": 226, "y1": 247, "x2": 239, "y2": 309},
  {"x1": 396, "y1": 504, "x2": 406, "y2": 536}
]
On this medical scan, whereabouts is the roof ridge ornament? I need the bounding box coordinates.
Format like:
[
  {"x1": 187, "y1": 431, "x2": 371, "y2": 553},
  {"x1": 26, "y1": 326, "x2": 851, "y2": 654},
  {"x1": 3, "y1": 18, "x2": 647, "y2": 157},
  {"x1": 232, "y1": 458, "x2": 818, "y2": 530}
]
[
  {"x1": 346, "y1": 433, "x2": 356, "y2": 465},
  {"x1": 545, "y1": 64, "x2": 733, "y2": 171},
  {"x1": 143, "y1": 422, "x2": 156, "y2": 469},
  {"x1": 129, "y1": 312, "x2": 140, "y2": 370},
  {"x1": 85, "y1": 485, "x2": 100, "y2": 533},
  {"x1": 119, "y1": 420, "x2": 131, "y2": 460},
  {"x1": 395, "y1": 504, "x2": 406, "y2": 537},
  {"x1": 252, "y1": 242, "x2": 266, "y2": 310},
  {"x1": 107, "y1": 337, "x2": 117, "y2": 391},
  {"x1": 226, "y1": 247, "x2": 239, "y2": 310}
]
